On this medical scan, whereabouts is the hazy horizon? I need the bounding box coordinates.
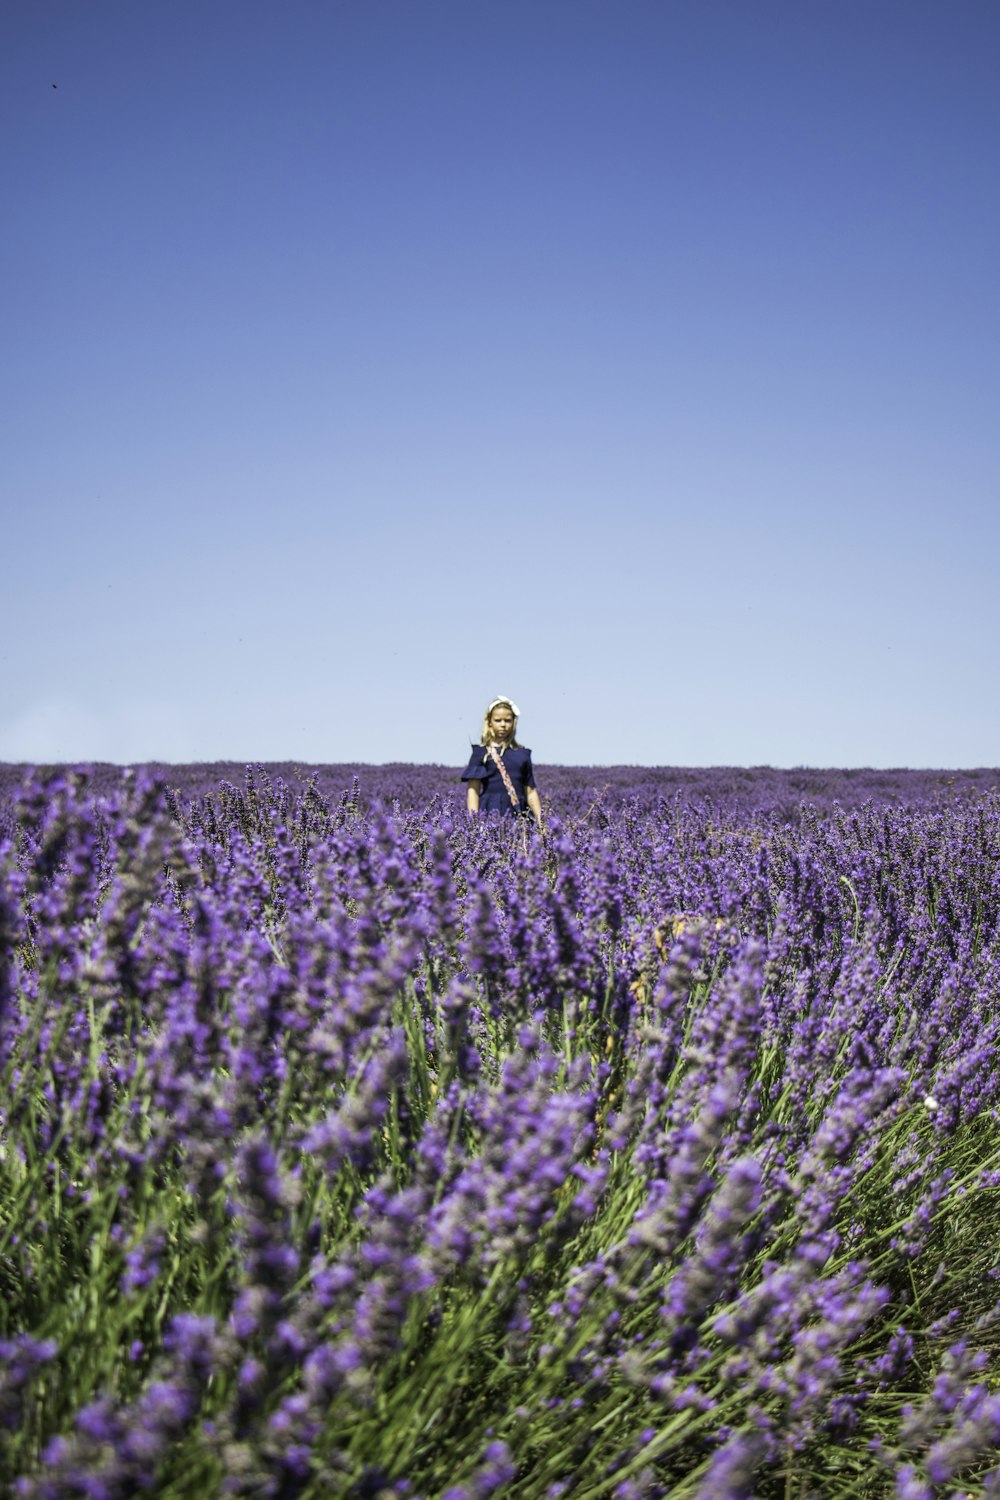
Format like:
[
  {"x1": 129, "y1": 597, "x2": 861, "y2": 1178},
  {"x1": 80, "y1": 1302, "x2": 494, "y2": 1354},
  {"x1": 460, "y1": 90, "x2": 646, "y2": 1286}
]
[{"x1": 2, "y1": 756, "x2": 998, "y2": 775}]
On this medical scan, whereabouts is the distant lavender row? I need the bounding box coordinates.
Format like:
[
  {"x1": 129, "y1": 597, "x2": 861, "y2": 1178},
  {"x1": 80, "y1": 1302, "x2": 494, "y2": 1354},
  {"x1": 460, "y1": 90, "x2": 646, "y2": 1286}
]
[{"x1": 1, "y1": 759, "x2": 998, "y2": 818}]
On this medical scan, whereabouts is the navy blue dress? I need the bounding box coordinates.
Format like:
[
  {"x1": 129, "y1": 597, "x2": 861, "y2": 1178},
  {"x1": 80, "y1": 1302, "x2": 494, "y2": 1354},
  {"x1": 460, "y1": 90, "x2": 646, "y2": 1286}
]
[{"x1": 461, "y1": 745, "x2": 536, "y2": 817}]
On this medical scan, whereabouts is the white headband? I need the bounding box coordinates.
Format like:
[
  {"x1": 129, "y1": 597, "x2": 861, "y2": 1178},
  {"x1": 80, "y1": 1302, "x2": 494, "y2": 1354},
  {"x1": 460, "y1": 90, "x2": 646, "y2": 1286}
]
[{"x1": 487, "y1": 695, "x2": 520, "y2": 717}]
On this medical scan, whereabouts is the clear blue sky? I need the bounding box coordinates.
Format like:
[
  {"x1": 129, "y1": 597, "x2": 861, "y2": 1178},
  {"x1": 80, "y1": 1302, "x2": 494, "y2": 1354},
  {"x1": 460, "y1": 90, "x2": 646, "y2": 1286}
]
[{"x1": 2, "y1": 1, "x2": 998, "y2": 767}]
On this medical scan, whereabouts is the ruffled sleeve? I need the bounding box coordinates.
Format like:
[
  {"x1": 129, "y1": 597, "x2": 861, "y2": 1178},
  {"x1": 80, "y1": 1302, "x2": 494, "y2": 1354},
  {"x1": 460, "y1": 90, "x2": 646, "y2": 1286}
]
[{"x1": 460, "y1": 746, "x2": 489, "y2": 782}]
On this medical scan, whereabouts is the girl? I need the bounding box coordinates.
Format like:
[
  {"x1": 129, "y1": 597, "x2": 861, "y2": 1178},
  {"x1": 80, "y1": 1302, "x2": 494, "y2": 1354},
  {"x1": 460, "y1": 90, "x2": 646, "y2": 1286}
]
[{"x1": 462, "y1": 695, "x2": 543, "y2": 826}]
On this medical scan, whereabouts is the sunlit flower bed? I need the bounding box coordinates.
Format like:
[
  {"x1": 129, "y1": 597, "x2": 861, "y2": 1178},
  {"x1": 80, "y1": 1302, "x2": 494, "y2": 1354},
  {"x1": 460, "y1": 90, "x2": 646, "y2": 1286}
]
[{"x1": 2, "y1": 765, "x2": 1000, "y2": 1498}]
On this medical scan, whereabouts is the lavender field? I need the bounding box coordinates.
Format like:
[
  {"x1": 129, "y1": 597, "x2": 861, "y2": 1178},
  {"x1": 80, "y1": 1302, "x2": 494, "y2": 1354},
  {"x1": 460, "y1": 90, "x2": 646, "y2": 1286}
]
[{"x1": 3, "y1": 762, "x2": 1000, "y2": 1498}]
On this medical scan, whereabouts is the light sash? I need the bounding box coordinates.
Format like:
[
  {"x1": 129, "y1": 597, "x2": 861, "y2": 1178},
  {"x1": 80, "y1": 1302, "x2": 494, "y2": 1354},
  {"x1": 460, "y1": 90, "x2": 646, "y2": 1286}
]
[{"x1": 486, "y1": 744, "x2": 522, "y2": 811}]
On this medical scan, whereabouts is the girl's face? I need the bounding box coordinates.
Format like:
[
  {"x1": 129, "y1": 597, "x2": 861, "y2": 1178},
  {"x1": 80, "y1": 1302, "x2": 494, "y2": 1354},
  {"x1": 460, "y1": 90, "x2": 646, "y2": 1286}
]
[{"x1": 489, "y1": 705, "x2": 515, "y2": 742}]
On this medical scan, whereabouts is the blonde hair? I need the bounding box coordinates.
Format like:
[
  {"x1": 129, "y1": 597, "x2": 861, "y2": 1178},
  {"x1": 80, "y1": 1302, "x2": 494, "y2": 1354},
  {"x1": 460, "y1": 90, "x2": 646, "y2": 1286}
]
[{"x1": 481, "y1": 699, "x2": 520, "y2": 748}]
